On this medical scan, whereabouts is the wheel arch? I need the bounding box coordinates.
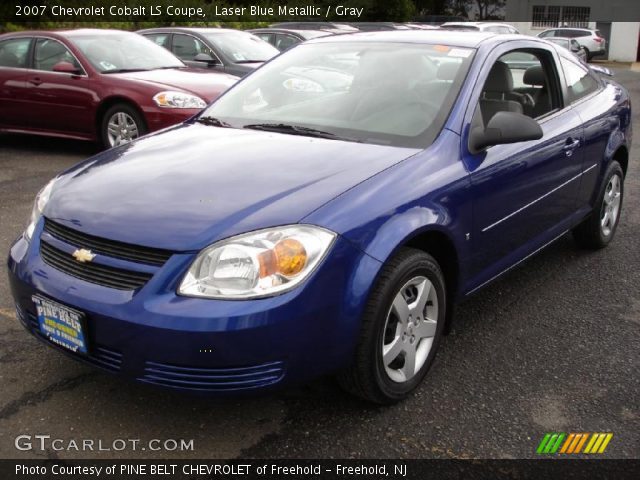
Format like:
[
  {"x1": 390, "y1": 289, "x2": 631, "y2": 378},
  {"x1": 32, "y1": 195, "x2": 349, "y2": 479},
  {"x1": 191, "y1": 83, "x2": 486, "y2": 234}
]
[
  {"x1": 402, "y1": 229, "x2": 461, "y2": 334},
  {"x1": 95, "y1": 96, "x2": 147, "y2": 137},
  {"x1": 611, "y1": 144, "x2": 629, "y2": 178},
  {"x1": 363, "y1": 224, "x2": 462, "y2": 335}
]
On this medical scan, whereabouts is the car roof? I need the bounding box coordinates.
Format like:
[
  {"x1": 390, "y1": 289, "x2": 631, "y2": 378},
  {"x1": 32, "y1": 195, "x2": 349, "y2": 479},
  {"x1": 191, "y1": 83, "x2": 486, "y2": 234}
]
[
  {"x1": 543, "y1": 27, "x2": 593, "y2": 32},
  {"x1": 1, "y1": 28, "x2": 136, "y2": 39},
  {"x1": 442, "y1": 22, "x2": 513, "y2": 27},
  {"x1": 248, "y1": 28, "x2": 327, "y2": 37},
  {"x1": 138, "y1": 27, "x2": 252, "y2": 35},
  {"x1": 308, "y1": 29, "x2": 501, "y2": 48}
]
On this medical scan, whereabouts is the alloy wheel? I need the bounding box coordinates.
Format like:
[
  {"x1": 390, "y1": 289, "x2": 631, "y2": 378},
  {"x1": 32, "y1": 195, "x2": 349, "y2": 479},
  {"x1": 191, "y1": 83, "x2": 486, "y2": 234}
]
[
  {"x1": 382, "y1": 276, "x2": 438, "y2": 383},
  {"x1": 107, "y1": 111, "x2": 139, "y2": 147},
  {"x1": 601, "y1": 173, "x2": 622, "y2": 237}
]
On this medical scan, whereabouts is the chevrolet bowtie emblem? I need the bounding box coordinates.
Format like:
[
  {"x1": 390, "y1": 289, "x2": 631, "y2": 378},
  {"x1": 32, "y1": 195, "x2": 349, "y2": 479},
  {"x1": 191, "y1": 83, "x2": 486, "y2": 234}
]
[{"x1": 72, "y1": 248, "x2": 96, "y2": 263}]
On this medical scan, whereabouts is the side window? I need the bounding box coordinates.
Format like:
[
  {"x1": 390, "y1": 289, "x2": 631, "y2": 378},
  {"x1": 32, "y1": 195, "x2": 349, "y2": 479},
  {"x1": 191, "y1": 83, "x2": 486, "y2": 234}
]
[
  {"x1": 275, "y1": 34, "x2": 298, "y2": 51},
  {"x1": 479, "y1": 49, "x2": 560, "y2": 123},
  {"x1": 539, "y1": 30, "x2": 555, "y2": 38},
  {"x1": 144, "y1": 33, "x2": 170, "y2": 50},
  {"x1": 572, "y1": 30, "x2": 589, "y2": 38},
  {"x1": 34, "y1": 38, "x2": 81, "y2": 72},
  {"x1": 560, "y1": 56, "x2": 599, "y2": 103},
  {"x1": 172, "y1": 34, "x2": 213, "y2": 61},
  {"x1": 254, "y1": 33, "x2": 274, "y2": 46},
  {"x1": 0, "y1": 38, "x2": 31, "y2": 68}
]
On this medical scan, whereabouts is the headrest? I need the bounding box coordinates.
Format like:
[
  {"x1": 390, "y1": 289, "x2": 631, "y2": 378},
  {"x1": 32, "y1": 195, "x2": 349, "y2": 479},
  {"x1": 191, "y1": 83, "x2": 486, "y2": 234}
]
[
  {"x1": 437, "y1": 62, "x2": 459, "y2": 81},
  {"x1": 523, "y1": 65, "x2": 546, "y2": 86},
  {"x1": 484, "y1": 61, "x2": 513, "y2": 92}
]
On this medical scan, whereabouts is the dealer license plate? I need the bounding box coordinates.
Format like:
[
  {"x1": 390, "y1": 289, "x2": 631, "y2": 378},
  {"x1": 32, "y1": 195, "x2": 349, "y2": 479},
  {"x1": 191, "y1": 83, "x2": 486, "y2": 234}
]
[{"x1": 33, "y1": 295, "x2": 88, "y2": 355}]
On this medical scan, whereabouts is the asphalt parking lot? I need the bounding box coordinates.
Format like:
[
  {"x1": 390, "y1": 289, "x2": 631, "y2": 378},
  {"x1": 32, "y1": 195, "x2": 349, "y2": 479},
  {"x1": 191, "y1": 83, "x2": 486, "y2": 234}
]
[{"x1": 0, "y1": 67, "x2": 638, "y2": 461}]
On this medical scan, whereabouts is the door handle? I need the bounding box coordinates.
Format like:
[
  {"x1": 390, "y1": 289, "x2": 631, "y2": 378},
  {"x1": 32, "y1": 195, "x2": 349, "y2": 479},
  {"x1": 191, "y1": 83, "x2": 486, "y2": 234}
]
[
  {"x1": 563, "y1": 138, "x2": 581, "y2": 156},
  {"x1": 28, "y1": 77, "x2": 43, "y2": 86}
]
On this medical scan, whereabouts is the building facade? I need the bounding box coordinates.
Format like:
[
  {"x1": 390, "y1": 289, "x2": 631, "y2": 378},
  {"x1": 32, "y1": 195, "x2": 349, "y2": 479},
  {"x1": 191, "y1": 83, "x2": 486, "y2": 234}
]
[{"x1": 506, "y1": 1, "x2": 640, "y2": 62}]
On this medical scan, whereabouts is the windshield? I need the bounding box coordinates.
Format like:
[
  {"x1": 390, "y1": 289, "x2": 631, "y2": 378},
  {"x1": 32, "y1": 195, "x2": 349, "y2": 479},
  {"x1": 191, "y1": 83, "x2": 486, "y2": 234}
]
[
  {"x1": 200, "y1": 42, "x2": 474, "y2": 148},
  {"x1": 70, "y1": 32, "x2": 184, "y2": 73},
  {"x1": 203, "y1": 32, "x2": 279, "y2": 63}
]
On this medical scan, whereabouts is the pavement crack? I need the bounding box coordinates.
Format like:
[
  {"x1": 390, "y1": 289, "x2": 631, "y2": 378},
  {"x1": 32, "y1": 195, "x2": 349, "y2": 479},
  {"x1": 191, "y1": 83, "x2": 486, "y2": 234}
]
[{"x1": 0, "y1": 372, "x2": 97, "y2": 420}]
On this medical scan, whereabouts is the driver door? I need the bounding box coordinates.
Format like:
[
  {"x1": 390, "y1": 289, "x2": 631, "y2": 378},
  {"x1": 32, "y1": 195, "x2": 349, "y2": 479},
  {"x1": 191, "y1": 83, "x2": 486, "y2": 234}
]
[
  {"x1": 24, "y1": 37, "x2": 94, "y2": 136},
  {"x1": 465, "y1": 46, "x2": 585, "y2": 283}
]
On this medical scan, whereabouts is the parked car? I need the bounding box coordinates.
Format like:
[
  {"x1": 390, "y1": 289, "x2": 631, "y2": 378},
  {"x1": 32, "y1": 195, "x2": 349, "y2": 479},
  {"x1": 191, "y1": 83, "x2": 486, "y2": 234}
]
[
  {"x1": 537, "y1": 28, "x2": 606, "y2": 60},
  {"x1": 348, "y1": 23, "x2": 412, "y2": 31},
  {"x1": 546, "y1": 37, "x2": 588, "y2": 62},
  {"x1": 0, "y1": 29, "x2": 238, "y2": 148},
  {"x1": 269, "y1": 22, "x2": 359, "y2": 33},
  {"x1": 138, "y1": 27, "x2": 279, "y2": 77},
  {"x1": 441, "y1": 22, "x2": 520, "y2": 34},
  {"x1": 9, "y1": 31, "x2": 630, "y2": 403},
  {"x1": 248, "y1": 28, "x2": 332, "y2": 51}
]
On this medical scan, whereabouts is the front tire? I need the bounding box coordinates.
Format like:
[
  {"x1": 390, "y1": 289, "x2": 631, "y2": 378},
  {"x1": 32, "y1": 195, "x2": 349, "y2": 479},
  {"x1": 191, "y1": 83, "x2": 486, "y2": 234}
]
[
  {"x1": 573, "y1": 161, "x2": 624, "y2": 249},
  {"x1": 338, "y1": 248, "x2": 446, "y2": 404},
  {"x1": 100, "y1": 103, "x2": 147, "y2": 148}
]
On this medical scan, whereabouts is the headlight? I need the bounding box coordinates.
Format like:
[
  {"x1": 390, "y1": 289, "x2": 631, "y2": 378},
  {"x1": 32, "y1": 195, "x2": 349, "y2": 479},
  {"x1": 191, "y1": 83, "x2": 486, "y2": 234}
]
[
  {"x1": 153, "y1": 91, "x2": 207, "y2": 109},
  {"x1": 25, "y1": 178, "x2": 56, "y2": 241},
  {"x1": 178, "y1": 225, "x2": 336, "y2": 299}
]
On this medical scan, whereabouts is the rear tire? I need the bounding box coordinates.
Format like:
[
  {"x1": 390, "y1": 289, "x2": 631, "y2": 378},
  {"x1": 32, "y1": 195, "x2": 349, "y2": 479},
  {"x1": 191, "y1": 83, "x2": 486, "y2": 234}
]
[
  {"x1": 100, "y1": 103, "x2": 147, "y2": 149},
  {"x1": 584, "y1": 47, "x2": 592, "y2": 61},
  {"x1": 337, "y1": 248, "x2": 446, "y2": 404},
  {"x1": 573, "y1": 161, "x2": 624, "y2": 249}
]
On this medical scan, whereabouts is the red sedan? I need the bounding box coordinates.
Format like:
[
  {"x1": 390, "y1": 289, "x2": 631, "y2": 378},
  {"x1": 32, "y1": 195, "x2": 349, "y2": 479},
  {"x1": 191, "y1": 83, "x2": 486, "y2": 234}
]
[{"x1": 0, "y1": 29, "x2": 239, "y2": 147}]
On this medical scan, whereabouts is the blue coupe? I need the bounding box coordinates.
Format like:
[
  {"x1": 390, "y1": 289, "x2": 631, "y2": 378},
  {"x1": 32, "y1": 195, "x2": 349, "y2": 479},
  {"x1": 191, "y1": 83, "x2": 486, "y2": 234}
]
[{"x1": 8, "y1": 31, "x2": 631, "y2": 403}]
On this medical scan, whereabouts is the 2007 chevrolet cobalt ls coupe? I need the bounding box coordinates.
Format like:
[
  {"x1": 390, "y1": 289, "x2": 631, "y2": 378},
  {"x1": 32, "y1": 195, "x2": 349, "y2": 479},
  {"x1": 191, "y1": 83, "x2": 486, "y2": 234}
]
[{"x1": 8, "y1": 31, "x2": 630, "y2": 403}]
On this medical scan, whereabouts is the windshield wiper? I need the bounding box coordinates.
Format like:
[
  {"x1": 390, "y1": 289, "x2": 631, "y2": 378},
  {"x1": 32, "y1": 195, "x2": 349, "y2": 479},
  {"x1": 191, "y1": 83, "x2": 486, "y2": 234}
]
[
  {"x1": 196, "y1": 117, "x2": 233, "y2": 128},
  {"x1": 234, "y1": 60, "x2": 264, "y2": 64},
  {"x1": 102, "y1": 68, "x2": 150, "y2": 74},
  {"x1": 242, "y1": 123, "x2": 358, "y2": 142}
]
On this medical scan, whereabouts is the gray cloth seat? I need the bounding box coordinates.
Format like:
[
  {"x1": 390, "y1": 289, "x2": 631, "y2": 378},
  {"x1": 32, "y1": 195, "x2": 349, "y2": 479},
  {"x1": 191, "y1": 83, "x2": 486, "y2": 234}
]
[
  {"x1": 523, "y1": 65, "x2": 551, "y2": 118},
  {"x1": 480, "y1": 61, "x2": 523, "y2": 124}
]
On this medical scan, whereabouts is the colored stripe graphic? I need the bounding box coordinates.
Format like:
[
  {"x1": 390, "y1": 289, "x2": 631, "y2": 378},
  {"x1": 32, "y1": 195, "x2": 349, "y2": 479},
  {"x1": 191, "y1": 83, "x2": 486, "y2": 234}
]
[
  {"x1": 538, "y1": 433, "x2": 612, "y2": 454},
  {"x1": 585, "y1": 433, "x2": 614, "y2": 454},
  {"x1": 537, "y1": 433, "x2": 565, "y2": 454},
  {"x1": 537, "y1": 433, "x2": 552, "y2": 454},
  {"x1": 573, "y1": 433, "x2": 589, "y2": 453}
]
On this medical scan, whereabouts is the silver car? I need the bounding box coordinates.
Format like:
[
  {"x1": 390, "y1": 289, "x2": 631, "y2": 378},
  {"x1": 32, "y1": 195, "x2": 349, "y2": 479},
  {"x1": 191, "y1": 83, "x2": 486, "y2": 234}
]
[
  {"x1": 537, "y1": 28, "x2": 606, "y2": 60},
  {"x1": 546, "y1": 37, "x2": 588, "y2": 62}
]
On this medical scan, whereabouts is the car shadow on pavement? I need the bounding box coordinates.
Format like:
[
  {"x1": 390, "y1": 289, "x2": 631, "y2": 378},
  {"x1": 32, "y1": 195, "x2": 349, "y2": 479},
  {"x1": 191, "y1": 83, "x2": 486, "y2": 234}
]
[{"x1": 0, "y1": 133, "x2": 99, "y2": 157}]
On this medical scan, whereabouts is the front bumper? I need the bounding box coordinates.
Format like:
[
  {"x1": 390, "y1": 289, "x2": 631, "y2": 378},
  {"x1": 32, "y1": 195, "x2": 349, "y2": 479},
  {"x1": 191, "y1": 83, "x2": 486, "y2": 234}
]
[
  {"x1": 7, "y1": 223, "x2": 381, "y2": 395},
  {"x1": 141, "y1": 106, "x2": 202, "y2": 133}
]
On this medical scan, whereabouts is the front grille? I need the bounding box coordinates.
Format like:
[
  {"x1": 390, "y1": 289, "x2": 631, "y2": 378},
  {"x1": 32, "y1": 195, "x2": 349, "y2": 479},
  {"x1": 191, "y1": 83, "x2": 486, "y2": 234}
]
[
  {"x1": 28, "y1": 312, "x2": 123, "y2": 372},
  {"x1": 44, "y1": 218, "x2": 172, "y2": 266},
  {"x1": 40, "y1": 241, "x2": 152, "y2": 290},
  {"x1": 139, "y1": 360, "x2": 285, "y2": 391}
]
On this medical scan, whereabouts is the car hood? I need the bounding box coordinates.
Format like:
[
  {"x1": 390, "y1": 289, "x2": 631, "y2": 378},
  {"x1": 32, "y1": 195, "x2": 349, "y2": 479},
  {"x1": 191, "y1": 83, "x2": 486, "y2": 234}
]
[
  {"x1": 46, "y1": 124, "x2": 419, "y2": 251},
  {"x1": 113, "y1": 68, "x2": 238, "y2": 102}
]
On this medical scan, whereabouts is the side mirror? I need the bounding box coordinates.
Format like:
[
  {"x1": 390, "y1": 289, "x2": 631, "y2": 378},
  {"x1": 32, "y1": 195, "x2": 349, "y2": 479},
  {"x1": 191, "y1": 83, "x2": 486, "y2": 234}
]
[
  {"x1": 469, "y1": 111, "x2": 543, "y2": 154},
  {"x1": 52, "y1": 61, "x2": 81, "y2": 75},
  {"x1": 590, "y1": 64, "x2": 613, "y2": 76},
  {"x1": 193, "y1": 53, "x2": 219, "y2": 65}
]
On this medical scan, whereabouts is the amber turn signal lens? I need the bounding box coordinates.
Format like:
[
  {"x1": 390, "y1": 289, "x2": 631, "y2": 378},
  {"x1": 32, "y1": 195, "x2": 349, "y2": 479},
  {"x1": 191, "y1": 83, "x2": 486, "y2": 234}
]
[{"x1": 275, "y1": 238, "x2": 307, "y2": 276}]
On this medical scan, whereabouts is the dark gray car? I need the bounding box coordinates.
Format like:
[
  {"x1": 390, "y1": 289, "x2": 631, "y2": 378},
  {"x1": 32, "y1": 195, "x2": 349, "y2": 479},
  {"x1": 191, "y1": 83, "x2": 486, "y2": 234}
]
[
  {"x1": 137, "y1": 27, "x2": 279, "y2": 77},
  {"x1": 248, "y1": 28, "x2": 332, "y2": 51}
]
